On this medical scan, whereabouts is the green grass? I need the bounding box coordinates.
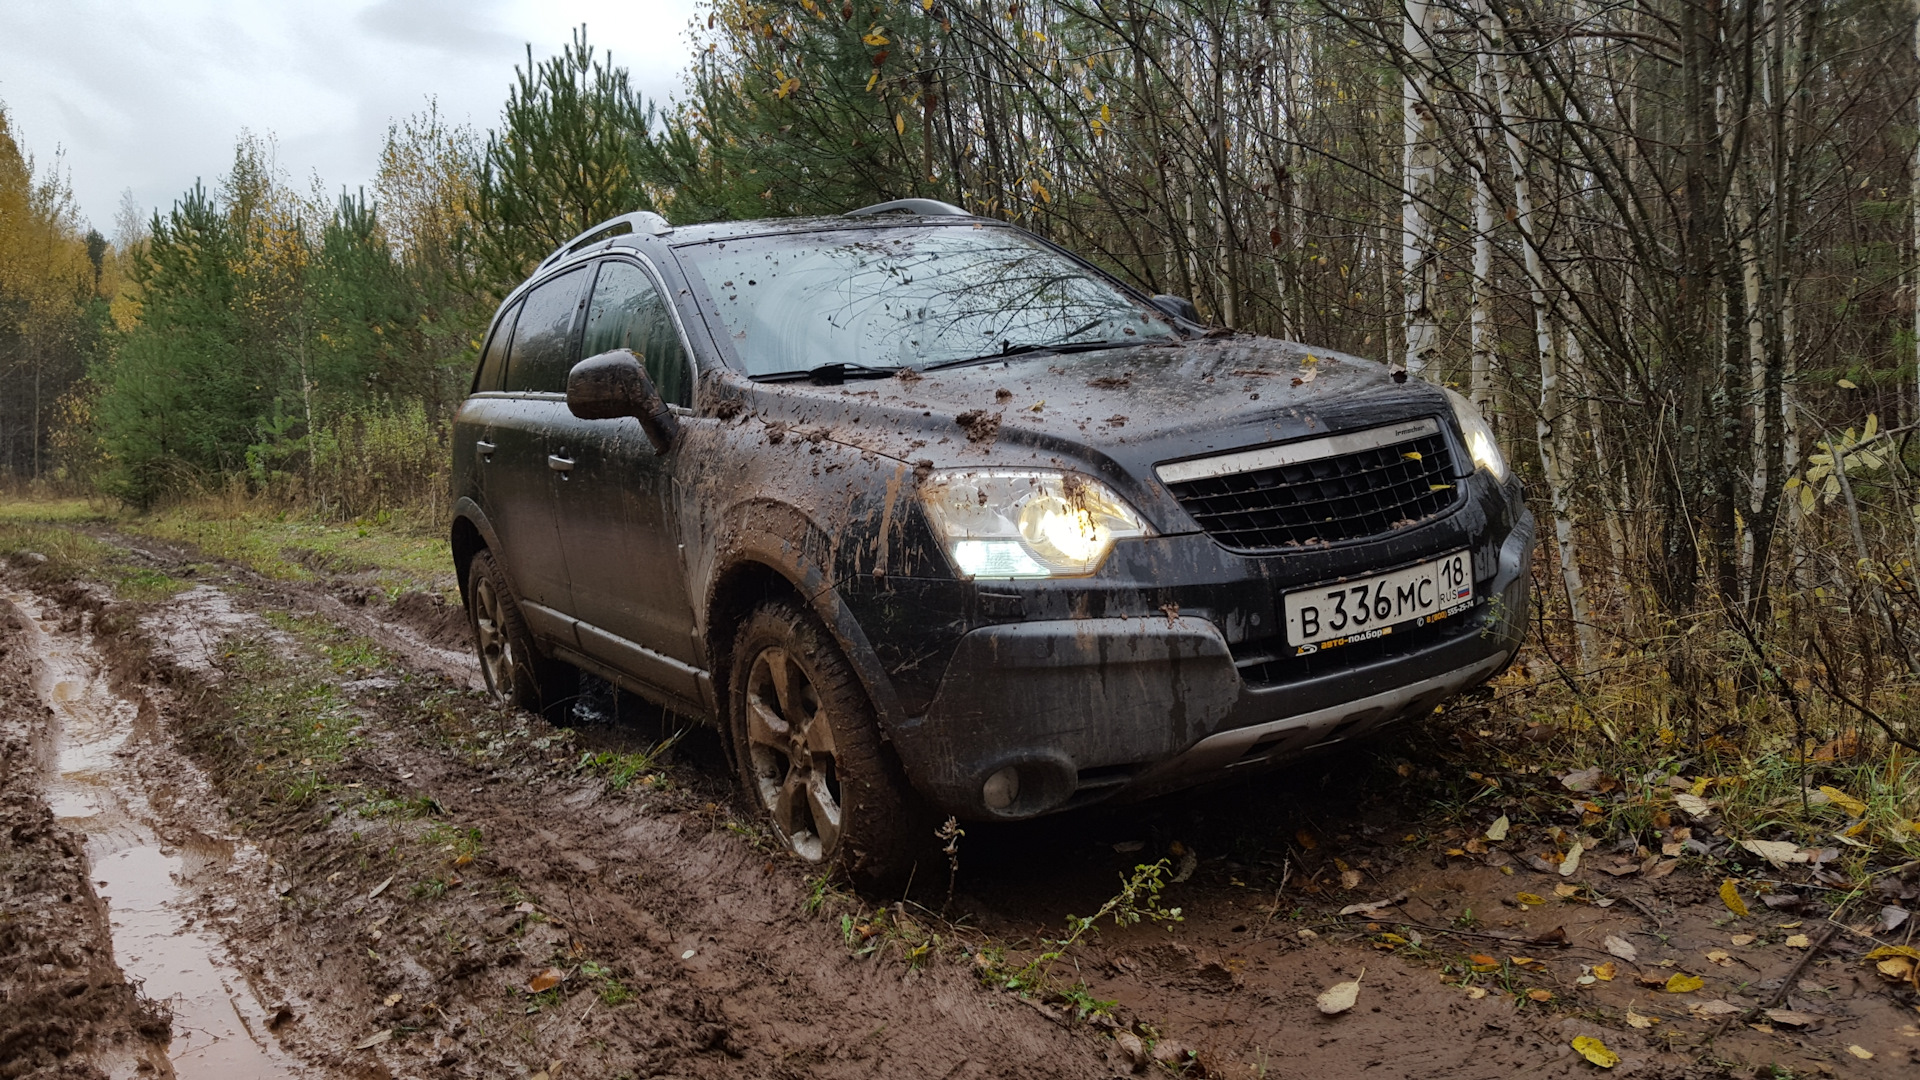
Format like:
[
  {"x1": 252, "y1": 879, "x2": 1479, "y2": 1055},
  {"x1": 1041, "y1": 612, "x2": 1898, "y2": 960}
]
[{"x1": 129, "y1": 502, "x2": 455, "y2": 600}]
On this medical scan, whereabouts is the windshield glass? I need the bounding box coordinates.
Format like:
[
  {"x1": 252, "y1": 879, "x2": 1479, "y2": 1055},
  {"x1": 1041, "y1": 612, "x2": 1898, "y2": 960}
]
[{"x1": 677, "y1": 225, "x2": 1175, "y2": 376}]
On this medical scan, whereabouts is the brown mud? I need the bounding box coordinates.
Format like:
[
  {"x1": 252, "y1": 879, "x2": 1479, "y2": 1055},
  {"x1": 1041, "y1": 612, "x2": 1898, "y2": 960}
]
[{"x1": 1, "y1": 528, "x2": 1916, "y2": 1079}]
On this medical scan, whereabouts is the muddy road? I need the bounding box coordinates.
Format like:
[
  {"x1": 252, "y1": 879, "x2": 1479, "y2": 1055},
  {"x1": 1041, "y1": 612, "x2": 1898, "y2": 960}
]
[{"x1": 1, "y1": 527, "x2": 1915, "y2": 1079}]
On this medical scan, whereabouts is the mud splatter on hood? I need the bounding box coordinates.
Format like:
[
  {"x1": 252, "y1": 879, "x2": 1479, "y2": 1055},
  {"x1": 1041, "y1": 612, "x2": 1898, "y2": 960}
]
[{"x1": 708, "y1": 334, "x2": 1454, "y2": 490}]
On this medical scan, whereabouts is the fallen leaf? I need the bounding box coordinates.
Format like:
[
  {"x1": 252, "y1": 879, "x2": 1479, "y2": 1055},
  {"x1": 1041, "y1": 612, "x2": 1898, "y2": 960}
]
[
  {"x1": 1730, "y1": 934, "x2": 1756, "y2": 946},
  {"x1": 514, "y1": 901, "x2": 537, "y2": 914},
  {"x1": 1705, "y1": 950, "x2": 1732, "y2": 966},
  {"x1": 1512, "y1": 956, "x2": 1544, "y2": 968},
  {"x1": 1469, "y1": 954, "x2": 1500, "y2": 972},
  {"x1": 1664, "y1": 973, "x2": 1704, "y2": 993},
  {"x1": 1865, "y1": 945, "x2": 1920, "y2": 961},
  {"x1": 1517, "y1": 892, "x2": 1547, "y2": 906},
  {"x1": 1593, "y1": 962, "x2": 1616, "y2": 981},
  {"x1": 527, "y1": 967, "x2": 563, "y2": 993},
  {"x1": 368, "y1": 875, "x2": 394, "y2": 899},
  {"x1": 1661, "y1": 841, "x2": 1685, "y2": 857},
  {"x1": 1645, "y1": 858, "x2": 1680, "y2": 879},
  {"x1": 1624, "y1": 1005, "x2": 1655, "y2": 1029},
  {"x1": 1690, "y1": 1000, "x2": 1741, "y2": 1018},
  {"x1": 1818, "y1": 786, "x2": 1868, "y2": 816},
  {"x1": 1338, "y1": 893, "x2": 1406, "y2": 916},
  {"x1": 1527, "y1": 988, "x2": 1553, "y2": 1002},
  {"x1": 1764, "y1": 1009, "x2": 1818, "y2": 1026},
  {"x1": 1846, "y1": 1046, "x2": 1874, "y2": 1060},
  {"x1": 383, "y1": 992, "x2": 402, "y2": 1007},
  {"x1": 1317, "y1": 967, "x2": 1365, "y2": 1015},
  {"x1": 1880, "y1": 906, "x2": 1911, "y2": 934},
  {"x1": 1340, "y1": 869, "x2": 1363, "y2": 890},
  {"x1": 1486, "y1": 815, "x2": 1511, "y2": 841},
  {"x1": 1295, "y1": 829, "x2": 1318, "y2": 850},
  {"x1": 354, "y1": 1029, "x2": 393, "y2": 1050},
  {"x1": 1740, "y1": 839, "x2": 1809, "y2": 868},
  {"x1": 1559, "y1": 843, "x2": 1582, "y2": 877},
  {"x1": 1604, "y1": 936, "x2": 1639, "y2": 963},
  {"x1": 1530, "y1": 926, "x2": 1570, "y2": 947},
  {"x1": 1465, "y1": 986, "x2": 1489, "y2": 999},
  {"x1": 1878, "y1": 957, "x2": 1916, "y2": 980},
  {"x1": 1561, "y1": 767, "x2": 1602, "y2": 792},
  {"x1": 1554, "y1": 883, "x2": 1580, "y2": 898},
  {"x1": 1674, "y1": 793, "x2": 1711, "y2": 816},
  {"x1": 1572, "y1": 1035, "x2": 1619, "y2": 1068},
  {"x1": 1785, "y1": 934, "x2": 1811, "y2": 949},
  {"x1": 1719, "y1": 880, "x2": 1750, "y2": 917}
]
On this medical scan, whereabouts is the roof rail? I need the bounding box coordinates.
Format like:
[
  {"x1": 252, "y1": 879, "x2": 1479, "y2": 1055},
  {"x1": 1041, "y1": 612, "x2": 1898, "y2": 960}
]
[
  {"x1": 845, "y1": 198, "x2": 970, "y2": 218},
  {"x1": 537, "y1": 211, "x2": 672, "y2": 271}
]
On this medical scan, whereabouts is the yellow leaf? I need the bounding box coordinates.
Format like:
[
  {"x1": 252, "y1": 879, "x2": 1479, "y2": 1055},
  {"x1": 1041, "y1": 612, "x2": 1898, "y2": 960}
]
[
  {"x1": 895, "y1": 113, "x2": 906, "y2": 135},
  {"x1": 526, "y1": 967, "x2": 563, "y2": 993},
  {"x1": 1785, "y1": 934, "x2": 1811, "y2": 949},
  {"x1": 1516, "y1": 892, "x2": 1546, "y2": 906},
  {"x1": 1469, "y1": 954, "x2": 1500, "y2": 972},
  {"x1": 1689, "y1": 777, "x2": 1712, "y2": 797},
  {"x1": 1624, "y1": 1005, "x2": 1654, "y2": 1029},
  {"x1": 1317, "y1": 967, "x2": 1364, "y2": 1014},
  {"x1": 1846, "y1": 1046, "x2": 1874, "y2": 1060},
  {"x1": 1082, "y1": 85, "x2": 1095, "y2": 102},
  {"x1": 1664, "y1": 973, "x2": 1704, "y2": 993},
  {"x1": 1572, "y1": 1035, "x2": 1619, "y2": 1069},
  {"x1": 1100, "y1": 103, "x2": 1111, "y2": 125},
  {"x1": 1592, "y1": 962, "x2": 1616, "y2": 981},
  {"x1": 1812, "y1": 780, "x2": 1858, "y2": 807},
  {"x1": 1719, "y1": 879, "x2": 1749, "y2": 917},
  {"x1": 1865, "y1": 945, "x2": 1920, "y2": 960},
  {"x1": 863, "y1": 28, "x2": 890, "y2": 45},
  {"x1": 1486, "y1": 815, "x2": 1510, "y2": 840},
  {"x1": 865, "y1": 71, "x2": 878, "y2": 92},
  {"x1": 1527, "y1": 988, "x2": 1553, "y2": 1002},
  {"x1": 1838, "y1": 378, "x2": 1857, "y2": 389}
]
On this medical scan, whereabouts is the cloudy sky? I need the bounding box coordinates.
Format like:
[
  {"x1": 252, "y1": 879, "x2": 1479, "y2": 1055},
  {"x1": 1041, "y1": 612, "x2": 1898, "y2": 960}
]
[{"x1": 0, "y1": 0, "x2": 701, "y2": 237}]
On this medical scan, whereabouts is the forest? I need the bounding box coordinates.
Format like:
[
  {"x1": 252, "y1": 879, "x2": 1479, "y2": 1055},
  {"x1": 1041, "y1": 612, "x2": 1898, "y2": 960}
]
[{"x1": 2, "y1": 0, "x2": 1919, "y2": 754}]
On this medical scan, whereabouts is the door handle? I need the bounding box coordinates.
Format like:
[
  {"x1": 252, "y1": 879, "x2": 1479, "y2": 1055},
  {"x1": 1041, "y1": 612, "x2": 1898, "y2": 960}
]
[
  {"x1": 548, "y1": 454, "x2": 575, "y2": 473},
  {"x1": 475, "y1": 440, "x2": 496, "y2": 458}
]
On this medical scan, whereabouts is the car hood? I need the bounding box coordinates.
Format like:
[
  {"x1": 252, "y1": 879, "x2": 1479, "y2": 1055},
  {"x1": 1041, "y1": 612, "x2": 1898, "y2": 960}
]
[{"x1": 707, "y1": 334, "x2": 1459, "y2": 535}]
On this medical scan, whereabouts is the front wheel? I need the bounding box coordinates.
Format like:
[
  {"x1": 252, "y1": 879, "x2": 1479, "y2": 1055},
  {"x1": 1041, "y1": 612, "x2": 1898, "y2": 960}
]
[{"x1": 728, "y1": 600, "x2": 923, "y2": 885}]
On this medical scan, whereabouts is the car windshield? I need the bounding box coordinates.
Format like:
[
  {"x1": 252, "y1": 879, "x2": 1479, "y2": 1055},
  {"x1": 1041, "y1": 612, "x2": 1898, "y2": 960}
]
[{"x1": 677, "y1": 225, "x2": 1176, "y2": 376}]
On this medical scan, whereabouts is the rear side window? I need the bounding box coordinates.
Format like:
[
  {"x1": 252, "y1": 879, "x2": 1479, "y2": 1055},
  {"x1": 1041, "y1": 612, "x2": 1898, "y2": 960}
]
[
  {"x1": 582, "y1": 260, "x2": 692, "y2": 407},
  {"x1": 504, "y1": 267, "x2": 588, "y2": 394},
  {"x1": 472, "y1": 300, "x2": 520, "y2": 393}
]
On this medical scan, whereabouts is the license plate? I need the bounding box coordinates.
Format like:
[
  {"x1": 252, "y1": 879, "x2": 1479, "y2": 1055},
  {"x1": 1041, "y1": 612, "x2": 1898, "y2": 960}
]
[{"x1": 1282, "y1": 551, "x2": 1474, "y2": 655}]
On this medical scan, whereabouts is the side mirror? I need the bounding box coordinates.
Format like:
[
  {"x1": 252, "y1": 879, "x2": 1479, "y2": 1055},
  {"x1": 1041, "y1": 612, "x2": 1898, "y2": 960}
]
[
  {"x1": 567, "y1": 349, "x2": 681, "y2": 455},
  {"x1": 1150, "y1": 294, "x2": 1201, "y2": 324}
]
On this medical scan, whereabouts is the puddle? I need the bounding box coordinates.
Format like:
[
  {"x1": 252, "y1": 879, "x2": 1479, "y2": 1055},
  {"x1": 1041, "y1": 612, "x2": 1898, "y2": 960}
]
[{"x1": 9, "y1": 591, "x2": 301, "y2": 1079}]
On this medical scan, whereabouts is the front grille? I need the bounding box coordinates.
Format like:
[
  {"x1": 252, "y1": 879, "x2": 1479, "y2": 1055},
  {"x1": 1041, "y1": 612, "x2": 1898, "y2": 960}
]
[{"x1": 1159, "y1": 421, "x2": 1460, "y2": 553}]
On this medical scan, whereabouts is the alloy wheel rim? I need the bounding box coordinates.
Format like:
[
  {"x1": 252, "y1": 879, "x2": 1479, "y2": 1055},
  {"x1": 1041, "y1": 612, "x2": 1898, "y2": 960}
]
[
  {"x1": 743, "y1": 645, "x2": 842, "y2": 861},
  {"x1": 472, "y1": 575, "x2": 514, "y2": 697}
]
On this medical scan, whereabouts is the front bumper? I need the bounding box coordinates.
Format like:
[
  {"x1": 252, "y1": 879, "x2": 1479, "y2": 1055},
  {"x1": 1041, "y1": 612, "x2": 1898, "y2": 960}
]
[{"x1": 884, "y1": 505, "x2": 1534, "y2": 819}]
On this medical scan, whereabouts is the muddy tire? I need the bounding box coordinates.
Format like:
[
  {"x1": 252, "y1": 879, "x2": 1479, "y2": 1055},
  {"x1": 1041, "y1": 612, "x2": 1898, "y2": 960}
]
[
  {"x1": 728, "y1": 600, "x2": 924, "y2": 886},
  {"x1": 466, "y1": 549, "x2": 574, "y2": 718}
]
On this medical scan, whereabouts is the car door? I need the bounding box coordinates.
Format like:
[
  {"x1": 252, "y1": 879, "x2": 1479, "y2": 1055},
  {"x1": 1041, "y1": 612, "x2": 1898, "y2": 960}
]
[
  {"x1": 484, "y1": 265, "x2": 590, "y2": 644},
  {"x1": 548, "y1": 256, "x2": 704, "y2": 708}
]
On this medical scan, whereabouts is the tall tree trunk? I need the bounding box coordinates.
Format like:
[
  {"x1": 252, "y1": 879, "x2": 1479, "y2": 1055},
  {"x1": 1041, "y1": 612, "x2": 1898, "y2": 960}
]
[{"x1": 1400, "y1": 0, "x2": 1441, "y2": 378}]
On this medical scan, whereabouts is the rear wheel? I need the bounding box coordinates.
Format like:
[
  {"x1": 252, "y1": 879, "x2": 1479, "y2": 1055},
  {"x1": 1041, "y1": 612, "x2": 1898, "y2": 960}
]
[
  {"x1": 728, "y1": 600, "x2": 923, "y2": 885},
  {"x1": 467, "y1": 549, "x2": 574, "y2": 718}
]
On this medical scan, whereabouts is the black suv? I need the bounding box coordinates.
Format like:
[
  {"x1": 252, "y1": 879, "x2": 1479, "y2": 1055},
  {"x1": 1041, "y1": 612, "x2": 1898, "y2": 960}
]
[{"x1": 452, "y1": 199, "x2": 1534, "y2": 879}]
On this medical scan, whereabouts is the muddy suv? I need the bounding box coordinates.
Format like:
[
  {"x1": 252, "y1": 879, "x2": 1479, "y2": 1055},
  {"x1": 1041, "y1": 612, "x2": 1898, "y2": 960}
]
[{"x1": 451, "y1": 199, "x2": 1534, "y2": 880}]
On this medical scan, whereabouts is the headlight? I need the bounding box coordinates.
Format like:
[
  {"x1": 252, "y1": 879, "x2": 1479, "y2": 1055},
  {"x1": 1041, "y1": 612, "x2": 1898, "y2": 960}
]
[
  {"x1": 1444, "y1": 387, "x2": 1509, "y2": 483},
  {"x1": 920, "y1": 469, "x2": 1150, "y2": 578}
]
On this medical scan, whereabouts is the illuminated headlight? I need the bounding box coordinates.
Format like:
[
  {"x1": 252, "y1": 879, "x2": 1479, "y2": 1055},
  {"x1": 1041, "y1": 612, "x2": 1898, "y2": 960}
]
[
  {"x1": 920, "y1": 469, "x2": 1150, "y2": 578},
  {"x1": 1443, "y1": 387, "x2": 1509, "y2": 483}
]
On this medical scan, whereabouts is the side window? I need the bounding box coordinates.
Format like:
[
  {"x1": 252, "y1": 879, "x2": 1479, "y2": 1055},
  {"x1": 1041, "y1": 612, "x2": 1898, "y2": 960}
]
[
  {"x1": 582, "y1": 260, "x2": 692, "y2": 407},
  {"x1": 503, "y1": 267, "x2": 588, "y2": 394},
  {"x1": 472, "y1": 300, "x2": 520, "y2": 393}
]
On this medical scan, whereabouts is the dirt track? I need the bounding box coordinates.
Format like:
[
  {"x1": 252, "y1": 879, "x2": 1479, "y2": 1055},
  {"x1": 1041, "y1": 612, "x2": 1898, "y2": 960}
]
[{"x1": 1, "y1": 527, "x2": 1915, "y2": 1079}]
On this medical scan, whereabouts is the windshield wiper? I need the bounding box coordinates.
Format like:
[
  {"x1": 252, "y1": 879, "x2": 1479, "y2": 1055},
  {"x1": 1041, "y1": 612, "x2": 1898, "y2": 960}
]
[
  {"x1": 920, "y1": 338, "x2": 1147, "y2": 372},
  {"x1": 751, "y1": 362, "x2": 903, "y2": 385}
]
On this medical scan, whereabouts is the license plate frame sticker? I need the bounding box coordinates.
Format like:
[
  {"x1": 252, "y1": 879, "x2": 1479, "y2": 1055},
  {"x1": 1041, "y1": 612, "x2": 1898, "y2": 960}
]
[{"x1": 1282, "y1": 551, "x2": 1474, "y2": 655}]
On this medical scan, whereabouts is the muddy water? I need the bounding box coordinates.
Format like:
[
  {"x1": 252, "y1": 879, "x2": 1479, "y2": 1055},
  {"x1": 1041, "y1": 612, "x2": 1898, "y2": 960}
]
[{"x1": 10, "y1": 592, "x2": 301, "y2": 1079}]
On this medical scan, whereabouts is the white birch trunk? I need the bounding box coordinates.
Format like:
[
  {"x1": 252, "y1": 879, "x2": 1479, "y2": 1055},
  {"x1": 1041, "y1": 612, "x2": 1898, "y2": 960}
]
[
  {"x1": 1401, "y1": 0, "x2": 1441, "y2": 377},
  {"x1": 1469, "y1": 3, "x2": 1498, "y2": 417},
  {"x1": 1491, "y1": 30, "x2": 1598, "y2": 674}
]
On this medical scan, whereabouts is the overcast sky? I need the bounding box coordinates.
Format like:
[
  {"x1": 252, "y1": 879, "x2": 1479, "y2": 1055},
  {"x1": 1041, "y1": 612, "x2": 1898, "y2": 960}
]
[{"x1": 0, "y1": 0, "x2": 701, "y2": 237}]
